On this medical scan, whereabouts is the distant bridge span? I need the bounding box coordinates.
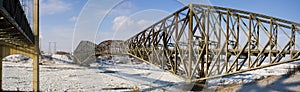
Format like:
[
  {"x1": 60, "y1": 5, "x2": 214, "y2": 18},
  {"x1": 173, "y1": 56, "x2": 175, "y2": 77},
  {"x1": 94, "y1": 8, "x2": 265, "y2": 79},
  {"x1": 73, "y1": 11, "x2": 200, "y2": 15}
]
[
  {"x1": 77, "y1": 4, "x2": 300, "y2": 82},
  {"x1": 124, "y1": 4, "x2": 300, "y2": 82}
]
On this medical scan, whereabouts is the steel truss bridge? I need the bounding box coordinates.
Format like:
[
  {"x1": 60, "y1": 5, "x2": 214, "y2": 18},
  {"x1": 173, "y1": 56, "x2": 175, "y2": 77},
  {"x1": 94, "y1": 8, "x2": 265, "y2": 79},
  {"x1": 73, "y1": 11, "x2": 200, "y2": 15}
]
[
  {"x1": 124, "y1": 4, "x2": 300, "y2": 82},
  {"x1": 0, "y1": 0, "x2": 40, "y2": 91}
]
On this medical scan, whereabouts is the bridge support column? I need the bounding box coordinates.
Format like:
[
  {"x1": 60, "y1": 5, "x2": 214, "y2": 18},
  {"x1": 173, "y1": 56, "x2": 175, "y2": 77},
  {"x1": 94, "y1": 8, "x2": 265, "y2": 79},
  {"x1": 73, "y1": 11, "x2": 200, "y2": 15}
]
[
  {"x1": 0, "y1": 46, "x2": 3, "y2": 91},
  {"x1": 33, "y1": 0, "x2": 39, "y2": 91},
  {"x1": 0, "y1": 46, "x2": 10, "y2": 91}
]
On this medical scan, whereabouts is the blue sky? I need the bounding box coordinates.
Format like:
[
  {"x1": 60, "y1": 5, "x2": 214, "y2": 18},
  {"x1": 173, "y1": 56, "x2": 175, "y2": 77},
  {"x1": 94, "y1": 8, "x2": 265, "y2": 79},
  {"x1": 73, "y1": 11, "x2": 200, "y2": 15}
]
[{"x1": 26, "y1": 0, "x2": 300, "y2": 52}]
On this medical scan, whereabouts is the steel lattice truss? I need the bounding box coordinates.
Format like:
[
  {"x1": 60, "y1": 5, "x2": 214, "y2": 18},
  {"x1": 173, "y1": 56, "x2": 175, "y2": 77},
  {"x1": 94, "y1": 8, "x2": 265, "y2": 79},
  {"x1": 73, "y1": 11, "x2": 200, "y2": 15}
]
[{"x1": 124, "y1": 4, "x2": 300, "y2": 81}]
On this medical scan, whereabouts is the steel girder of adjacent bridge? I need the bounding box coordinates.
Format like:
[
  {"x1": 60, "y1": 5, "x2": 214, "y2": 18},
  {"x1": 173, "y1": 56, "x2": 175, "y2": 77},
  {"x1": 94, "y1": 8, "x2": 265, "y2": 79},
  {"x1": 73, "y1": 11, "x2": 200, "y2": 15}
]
[{"x1": 125, "y1": 4, "x2": 300, "y2": 82}]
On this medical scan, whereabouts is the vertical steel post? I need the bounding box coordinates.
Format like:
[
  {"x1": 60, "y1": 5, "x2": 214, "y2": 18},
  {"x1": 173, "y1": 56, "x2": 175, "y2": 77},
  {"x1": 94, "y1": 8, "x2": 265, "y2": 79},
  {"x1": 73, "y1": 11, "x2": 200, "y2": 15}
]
[
  {"x1": 269, "y1": 19, "x2": 273, "y2": 63},
  {"x1": 174, "y1": 13, "x2": 179, "y2": 74},
  {"x1": 236, "y1": 16, "x2": 240, "y2": 71},
  {"x1": 33, "y1": 0, "x2": 39, "y2": 91},
  {"x1": 237, "y1": 16, "x2": 240, "y2": 49},
  {"x1": 225, "y1": 11, "x2": 229, "y2": 73},
  {"x1": 248, "y1": 15, "x2": 252, "y2": 69},
  {"x1": 257, "y1": 23, "x2": 259, "y2": 50},
  {"x1": 188, "y1": 4, "x2": 193, "y2": 80},
  {"x1": 217, "y1": 13, "x2": 221, "y2": 74},
  {"x1": 205, "y1": 9, "x2": 209, "y2": 76},
  {"x1": 0, "y1": 46, "x2": 2, "y2": 91},
  {"x1": 291, "y1": 25, "x2": 295, "y2": 59},
  {"x1": 200, "y1": 9, "x2": 205, "y2": 78}
]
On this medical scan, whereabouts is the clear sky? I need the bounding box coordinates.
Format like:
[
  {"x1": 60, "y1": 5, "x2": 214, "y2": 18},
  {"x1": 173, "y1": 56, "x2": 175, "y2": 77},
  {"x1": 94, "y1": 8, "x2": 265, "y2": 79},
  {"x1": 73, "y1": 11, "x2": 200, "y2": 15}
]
[{"x1": 23, "y1": 0, "x2": 300, "y2": 52}]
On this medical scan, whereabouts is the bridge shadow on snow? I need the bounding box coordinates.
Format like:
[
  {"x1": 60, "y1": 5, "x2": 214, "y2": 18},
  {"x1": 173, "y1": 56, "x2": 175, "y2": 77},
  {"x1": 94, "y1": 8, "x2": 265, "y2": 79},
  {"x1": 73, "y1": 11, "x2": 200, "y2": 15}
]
[
  {"x1": 51, "y1": 57, "x2": 73, "y2": 64},
  {"x1": 43, "y1": 55, "x2": 205, "y2": 91},
  {"x1": 236, "y1": 73, "x2": 300, "y2": 91},
  {"x1": 88, "y1": 66, "x2": 199, "y2": 91},
  {"x1": 96, "y1": 67, "x2": 174, "y2": 84},
  {"x1": 42, "y1": 55, "x2": 73, "y2": 64}
]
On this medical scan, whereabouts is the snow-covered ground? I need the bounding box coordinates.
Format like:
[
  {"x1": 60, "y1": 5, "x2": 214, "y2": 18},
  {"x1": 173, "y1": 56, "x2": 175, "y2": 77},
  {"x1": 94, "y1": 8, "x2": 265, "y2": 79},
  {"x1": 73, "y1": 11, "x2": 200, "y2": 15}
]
[
  {"x1": 217, "y1": 72, "x2": 300, "y2": 91},
  {"x1": 2, "y1": 54, "x2": 185, "y2": 91},
  {"x1": 206, "y1": 60, "x2": 300, "y2": 90},
  {"x1": 2, "y1": 54, "x2": 300, "y2": 91}
]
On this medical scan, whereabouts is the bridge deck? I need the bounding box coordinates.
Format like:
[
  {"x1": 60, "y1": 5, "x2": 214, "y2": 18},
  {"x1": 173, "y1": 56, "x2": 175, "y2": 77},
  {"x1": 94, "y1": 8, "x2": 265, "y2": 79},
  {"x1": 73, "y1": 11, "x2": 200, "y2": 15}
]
[{"x1": 0, "y1": 0, "x2": 34, "y2": 46}]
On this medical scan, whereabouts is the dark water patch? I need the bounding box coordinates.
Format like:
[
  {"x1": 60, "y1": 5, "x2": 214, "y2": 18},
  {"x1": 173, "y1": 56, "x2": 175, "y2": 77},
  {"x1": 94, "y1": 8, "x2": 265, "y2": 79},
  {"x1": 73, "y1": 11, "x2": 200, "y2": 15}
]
[
  {"x1": 97, "y1": 70, "x2": 118, "y2": 73},
  {"x1": 5, "y1": 77, "x2": 20, "y2": 79},
  {"x1": 4, "y1": 66, "x2": 32, "y2": 69},
  {"x1": 102, "y1": 87, "x2": 133, "y2": 90},
  {"x1": 1, "y1": 90, "x2": 31, "y2": 92},
  {"x1": 42, "y1": 67, "x2": 84, "y2": 70}
]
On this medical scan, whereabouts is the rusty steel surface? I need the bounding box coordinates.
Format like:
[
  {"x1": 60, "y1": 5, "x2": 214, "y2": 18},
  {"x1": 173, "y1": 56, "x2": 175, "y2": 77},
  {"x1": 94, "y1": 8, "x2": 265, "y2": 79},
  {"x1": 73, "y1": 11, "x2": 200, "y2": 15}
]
[{"x1": 125, "y1": 4, "x2": 300, "y2": 82}]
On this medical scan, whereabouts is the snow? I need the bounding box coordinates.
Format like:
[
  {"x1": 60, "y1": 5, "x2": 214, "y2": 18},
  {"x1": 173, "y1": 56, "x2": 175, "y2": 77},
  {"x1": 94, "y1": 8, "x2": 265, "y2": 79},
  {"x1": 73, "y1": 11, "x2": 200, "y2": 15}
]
[
  {"x1": 218, "y1": 72, "x2": 300, "y2": 91},
  {"x1": 2, "y1": 54, "x2": 300, "y2": 91},
  {"x1": 2, "y1": 54, "x2": 185, "y2": 91},
  {"x1": 2, "y1": 54, "x2": 31, "y2": 63},
  {"x1": 207, "y1": 61, "x2": 300, "y2": 87}
]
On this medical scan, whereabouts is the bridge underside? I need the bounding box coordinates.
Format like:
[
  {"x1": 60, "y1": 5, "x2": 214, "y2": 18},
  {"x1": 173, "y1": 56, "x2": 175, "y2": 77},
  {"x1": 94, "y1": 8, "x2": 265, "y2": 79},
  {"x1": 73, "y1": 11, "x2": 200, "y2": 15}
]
[
  {"x1": 0, "y1": 0, "x2": 34, "y2": 45},
  {"x1": 0, "y1": 0, "x2": 37, "y2": 91},
  {"x1": 125, "y1": 4, "x2": 300, "y2": 82}
]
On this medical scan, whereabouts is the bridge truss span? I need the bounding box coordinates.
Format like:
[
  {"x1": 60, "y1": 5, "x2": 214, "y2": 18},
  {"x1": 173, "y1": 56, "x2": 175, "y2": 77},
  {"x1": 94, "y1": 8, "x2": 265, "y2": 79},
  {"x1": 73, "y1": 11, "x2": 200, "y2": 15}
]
[{"x1": 125, "y1": 4, "x2": 300, "y2": 82}]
